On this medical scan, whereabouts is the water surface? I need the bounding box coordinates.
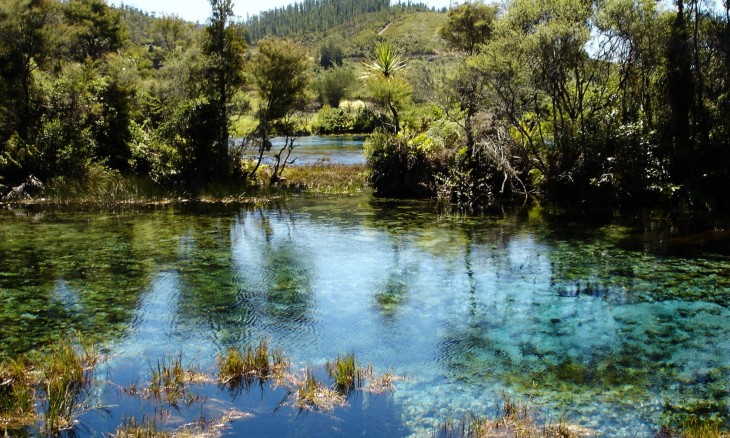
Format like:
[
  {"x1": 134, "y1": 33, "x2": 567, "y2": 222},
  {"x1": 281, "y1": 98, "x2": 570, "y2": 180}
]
[
  {"x1": 249, "y1": 135, "x2": 365, "y2": 166},
  {"x1": 1, "y1": 198, "x2": 729, "y2": 436}
]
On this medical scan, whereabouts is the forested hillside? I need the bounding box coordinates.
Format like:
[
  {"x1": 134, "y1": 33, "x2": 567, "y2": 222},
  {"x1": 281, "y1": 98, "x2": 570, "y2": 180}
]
[{"x1": 244, "y1": 0, "x2": 432, "y2": 41}]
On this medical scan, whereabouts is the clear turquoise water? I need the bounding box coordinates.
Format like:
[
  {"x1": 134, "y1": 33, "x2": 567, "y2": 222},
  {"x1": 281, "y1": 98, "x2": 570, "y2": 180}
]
[{"x1": 1, "y1": 198, "x2": 729, "y2": 436}]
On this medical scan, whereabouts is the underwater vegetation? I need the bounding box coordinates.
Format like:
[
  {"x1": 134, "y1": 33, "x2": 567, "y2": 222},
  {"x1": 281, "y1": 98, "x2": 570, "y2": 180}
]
[{"x1": 434, "y1": 392, "x2": 598, "y2": 437}]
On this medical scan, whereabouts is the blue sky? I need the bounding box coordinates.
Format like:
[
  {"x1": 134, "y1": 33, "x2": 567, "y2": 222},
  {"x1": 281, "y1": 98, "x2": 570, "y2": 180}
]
[{"x1": 113, "y1": 0, "x2": 453, "y2": 23}]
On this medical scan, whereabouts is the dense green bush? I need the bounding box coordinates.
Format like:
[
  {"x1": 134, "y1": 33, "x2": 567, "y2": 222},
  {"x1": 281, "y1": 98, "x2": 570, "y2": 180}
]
[
  {"x1": 313, "y1": 103, "x2": 377, "y2": 134},
  {"x1": 365, "y1": 128, "x2": 446, "y2": 197}
]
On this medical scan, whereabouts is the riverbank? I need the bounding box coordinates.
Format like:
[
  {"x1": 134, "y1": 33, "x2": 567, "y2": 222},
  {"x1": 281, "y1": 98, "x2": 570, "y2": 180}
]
[{"x1": 0, "y1": 164, "x2": 369, "y2": 209}]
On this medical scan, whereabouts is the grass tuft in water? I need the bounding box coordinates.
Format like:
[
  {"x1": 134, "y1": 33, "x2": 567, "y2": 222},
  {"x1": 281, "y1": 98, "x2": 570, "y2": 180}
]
[
  {"x1": 146, "y1": 353, "x2": 208, "y2": 407},
  {"x1": 113, "y1": 409, "x2": 250, "y2": 438},
  {"x1": 217, "y1": 339, "x2": 268, "y2": 386},
  {"x1": 435, "y1": 392, "x2": 595, "y2": 437},
  {"x1": 112, "y1": 417, "x2": 172, "y2": 438},
  {"x1": 293, "y1": 368, "x2": 345, "y2": 412},
  {"x1": 326, "y1": 352, "x2": 369, "y2": 394},
  {"x1": 40, "y1": 336, "x2": 102, "y2": 434},
  {"x1": 217, "y1": 338, "x2": 289, "y2": 389},
  {"x1": 0, "y1": 357, "x2": 36, "y2": 429}
]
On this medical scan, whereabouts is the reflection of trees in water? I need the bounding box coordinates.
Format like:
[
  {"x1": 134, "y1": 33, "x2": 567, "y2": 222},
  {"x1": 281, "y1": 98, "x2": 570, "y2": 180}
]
[
  {"x1": 174, "y1": 204, "x2": 316, "y2": 349},
  {"x1": 373, "y1": 236, "x2": 418, "y2": 319},
  {"x1": 0, "y1": 212, "x2": 184, "y2": 358}
]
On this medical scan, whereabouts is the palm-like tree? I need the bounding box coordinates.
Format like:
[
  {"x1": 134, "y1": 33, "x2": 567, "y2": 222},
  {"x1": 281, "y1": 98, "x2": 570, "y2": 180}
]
[
  {"x1": 362, "y1": 43, "x2": 410, "y2": 133},
  {"x1": 362, "y1": 43, "x2": 406, "y2": 79}
]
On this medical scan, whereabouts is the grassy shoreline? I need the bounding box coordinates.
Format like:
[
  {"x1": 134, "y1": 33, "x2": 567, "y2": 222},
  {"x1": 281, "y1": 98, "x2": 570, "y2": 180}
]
[{"x1": 0, "y1": 164, "x2": 369, "y2": 209}]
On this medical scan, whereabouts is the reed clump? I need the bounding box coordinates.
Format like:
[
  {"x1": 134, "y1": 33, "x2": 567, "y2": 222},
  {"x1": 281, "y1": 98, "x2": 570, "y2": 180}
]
[
  {"x1": 40, "y1": 336, "x2": 102, "y2": 434},
  {"x1": 0, "y1": 358, "x2": 36, "y2": 429},
  {"x1": 217, "y1": 339, "x2": 288, "y2": 388},
  {"x1": 326, "y1": 352, "x2": 368, "y2": 394},
  {"x1": 146, "y1": 353, "x2": 209, "y2": 407},
  {"x1": 0, "y1": 336, "x2": 103, "y2": 434},
  {"x1": 293, "y1": 368, "x2": 346, "y2": 412}
]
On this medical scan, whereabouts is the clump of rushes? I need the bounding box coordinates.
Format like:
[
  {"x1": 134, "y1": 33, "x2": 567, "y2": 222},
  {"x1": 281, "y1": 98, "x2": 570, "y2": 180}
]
[
  {"x1": 40, "y1": 336, "x2": 101, "y2": 434},
  {"x1": 147, "y1": 353, "x2": 208, "y2": 407},
  {"x1": 0, "y1": 357, "x2": 36, "y2": 429},
  {"x1": 218, "y1": 338, "x2": 288, "y2": 388},
  {"x1": 326, "y1": 353, "x2": 368, "y2": 394},
  {"x1": 293, "y1": 368, "x2": 345, "y2": 412}
]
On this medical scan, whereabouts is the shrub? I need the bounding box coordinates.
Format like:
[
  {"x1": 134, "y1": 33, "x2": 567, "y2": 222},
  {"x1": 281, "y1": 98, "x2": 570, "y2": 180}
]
[{"x1": 365, "y1": 128, "x2": 446, "y2": 197}]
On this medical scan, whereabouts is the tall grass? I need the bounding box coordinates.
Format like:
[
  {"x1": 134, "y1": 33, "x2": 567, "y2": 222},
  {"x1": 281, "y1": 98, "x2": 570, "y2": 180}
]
[
  {"x1": 0, "y1": 357, "x2": 36, "y2": 429},
  {"x1": 678, "y1": 417, "x2": 730, "y2": 438},
  {"x1": 147, "y1": 353, "x2": 206, "y2": 407},
  {"x1": 280, "y1": 164, "x2": 369, "y2": 195},
  {"x1": 217, "y1": 338, "x2": 289, "y2": 389},
  {"x1": 326, "y1": 353, "x2": 369, "y2": 394},
  {"x1": 39, "y1": 336, "x2": 101, "y2": 434}
]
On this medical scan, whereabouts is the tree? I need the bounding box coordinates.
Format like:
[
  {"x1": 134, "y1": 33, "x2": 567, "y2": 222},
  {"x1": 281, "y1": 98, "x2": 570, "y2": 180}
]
[
  {"x1": 438, "y1": 1, "x2": 498, "y2": 55},
  {"x1": 316, "y1": 65, "x2": 356, "y2": 107},
  {"x1": 319, "y1": 38, "x2": 344, "y2": 68},
  {"x1": 64, "y1": 0, "x2": 126, "y2": 61},
  {"x1": 0, "y1": 0, "x2": 55, "y2": 142},
  {"x1": 247, "y1": 38, "x2": 312, "y2": 182},
  {"x1": 362, "y1": 42, "x2": 411, "y2": 134},
  {"x1": 203, "y1": 0, "x2": 247, "y2": 181}
]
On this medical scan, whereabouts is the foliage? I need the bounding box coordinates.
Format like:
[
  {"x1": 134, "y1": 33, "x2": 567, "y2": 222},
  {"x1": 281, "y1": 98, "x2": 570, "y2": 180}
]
[
  {"x1": 365, "y1": 128, "x2": 446, "y2": 197},
  {"x1": 362, "y1": 42, "x2": 412, "y2": 134},
  {"x1": 245, "y1": 0, "x2": 430, "y2": 41},
  {"x1": 246, "y1": 37, "x2": 312, "y2": 181},
  {"x1": 313, "y1": 103, "x2": 376, "y2": 134},
  {"x1": 0, "y1": 0, "x2": 729, "y2": 210},
  {"x1": 319, "y1": 38, "x2": 344, "y2": 68},
  {"x1": 64, "y1": 0, "x2": 126, "y2": 61},
  {"x1": 201, "y1": 0, "x2": 247, "y2": 183},
  {"x1": 438, "y1": 1, "x2": 498, "y2": 55},
  {"x1": 315, "y1": 65, "x2": 356, "y2": 107}
]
